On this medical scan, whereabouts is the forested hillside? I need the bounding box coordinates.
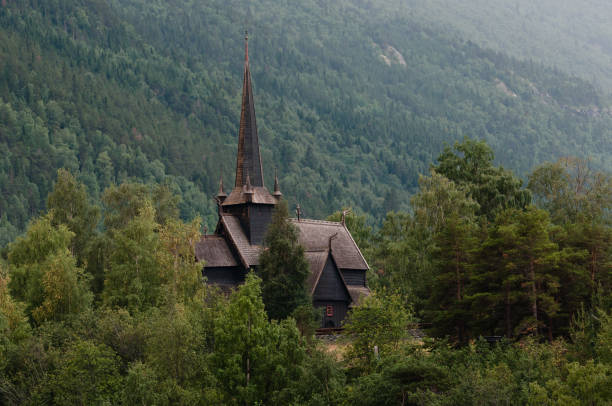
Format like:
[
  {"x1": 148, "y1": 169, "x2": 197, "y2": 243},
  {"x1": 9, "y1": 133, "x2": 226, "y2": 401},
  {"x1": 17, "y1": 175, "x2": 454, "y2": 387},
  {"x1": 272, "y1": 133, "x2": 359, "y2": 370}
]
[
  {"x1": 404, "y1": 0, "x2": 612, "y2": 92},
  {"x1": 1, "y1": 0, "x2": 611, "y2": 246},
  {"x1": 1, "y1": 142, "x2": 610, "y2": 404}
]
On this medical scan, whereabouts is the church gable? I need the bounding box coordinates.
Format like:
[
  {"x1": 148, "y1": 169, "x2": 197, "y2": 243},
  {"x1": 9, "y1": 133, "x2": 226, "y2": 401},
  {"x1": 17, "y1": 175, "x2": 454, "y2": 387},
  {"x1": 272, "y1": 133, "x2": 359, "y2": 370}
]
[{"x1": 312, "y1": 254, "x2": 351, "y2": 303}]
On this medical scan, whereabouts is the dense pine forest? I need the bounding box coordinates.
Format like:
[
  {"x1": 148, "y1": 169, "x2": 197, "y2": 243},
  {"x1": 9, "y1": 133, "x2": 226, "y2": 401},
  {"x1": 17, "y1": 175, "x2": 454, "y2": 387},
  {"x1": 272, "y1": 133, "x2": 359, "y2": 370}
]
[
  {"x1": 1, "y1": 0, "x2": 611, "y2": 404},
  {"x1": 1, "y1": 0, "x2": 611, "y2": 245}
]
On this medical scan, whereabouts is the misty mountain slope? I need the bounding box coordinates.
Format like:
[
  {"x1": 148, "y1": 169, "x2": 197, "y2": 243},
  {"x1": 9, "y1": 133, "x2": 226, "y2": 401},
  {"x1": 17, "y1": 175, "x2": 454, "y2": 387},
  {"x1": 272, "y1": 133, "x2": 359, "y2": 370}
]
[
  {"x1": 1, "y1": 0, "x2": 611, "y2": 245},
  {"x1": 402, "y1": 0, "x2": 612, "y2": 93}
]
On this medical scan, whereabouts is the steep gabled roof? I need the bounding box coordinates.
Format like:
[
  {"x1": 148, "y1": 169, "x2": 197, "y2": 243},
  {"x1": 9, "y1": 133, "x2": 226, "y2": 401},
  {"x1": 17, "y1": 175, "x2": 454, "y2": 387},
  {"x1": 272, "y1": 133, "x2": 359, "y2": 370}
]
[
  {"x1": 290, "y1": 219, "x2": 369, "y2": 270},
  {"x1": 220, "y1": 214, "x2": 262, "y2": 267}
]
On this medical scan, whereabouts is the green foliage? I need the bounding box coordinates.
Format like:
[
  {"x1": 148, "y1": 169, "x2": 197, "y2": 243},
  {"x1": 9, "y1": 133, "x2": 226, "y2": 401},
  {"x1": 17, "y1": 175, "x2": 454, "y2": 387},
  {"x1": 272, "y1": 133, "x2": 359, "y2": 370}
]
[
  {"x1": 1, "y1": 0, "x2": 611, "y2": 245},
  {"x1": 47, "y1": 169, "x2": 100, "y2": 265},
  {"x1": 344, "y1": 353, "x2": 450, "y2": 406},
  {"x1": 529, "y1": 158, "x2": 612, "y2": 306},
  {"x1": 157, "y1": 217, "x2": 203, "y2": 304},
  {"x1": 528, "y1": 157, "x2": 612, "y2": 224},
  {"x1": 103, "y1": 202, "x2": 164, "y2": 312},
  {"x1": 490, "y1": 207, "x2": 560, "y2": 338},
  {"x1": 211, "y1": 273, "x2": 307, "y2": 405},
  {"x1": 259, "y1": 200, "x2": 310, "y2": 320},
  {"x1": 344, "y1": 291, "x2": 414, "y2": 370},
  {"x1": 370, "y1": 211, "x2": 433, "y2": 309},
  {"x1": 594, "y1": 309, "x2": 612, "y2": 365},
  {"x1": 410, "y1": 171, "x2": 479, "y2": 342},
  {"x1": 7, "y1": 216, "x2": 91, "y2": 323},
  {"x1": 0, "y1": 157, "x2": 610, "y2": 406},
  {"x1": 434, "y1": 138, "x2": 531, "y2": 220},
  {"x1": 0, "y1": 266, "x2": 30, "y2": 345},
  {"x1": 48, "y1": 340, "x2": 123, "y2": 406}
]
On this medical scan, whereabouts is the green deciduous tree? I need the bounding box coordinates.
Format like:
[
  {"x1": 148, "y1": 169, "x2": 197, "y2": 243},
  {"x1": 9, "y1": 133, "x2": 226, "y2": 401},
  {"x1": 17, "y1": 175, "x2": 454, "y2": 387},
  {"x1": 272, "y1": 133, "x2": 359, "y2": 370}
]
[
  {"x1": 47, "y1": 168, "x2": 100, "y2": 265},
  {"x1": 344, "y1": 291, "x2": 413, "y2": 371},
  {"x1": 157, "y1": 218, "x2": 202, "y2": 305},
  {"x1": 434, "y1": 137, "x2": 531, "y2": 220},
  {"x1": 212, "y1": 273, "x2": 306, "y2": 405},
  {"x1": 49, "y1": 340, "x2": 123, "y2": 406},
  {"x1": 7, "y1": 216, "x2": 91, "y2": 323},
  {"x1": 529, "y1": 157, "x2": 612, "y2": 303},
  {"x1": 529, "y1": 157, "x2": 612, "y2": 224},
  {"x1": 370, "y1": 211, "x2": 433, "y2": 309},
  {"x1": 103, "y1": 202, "x2": 164, "y2": 312}
]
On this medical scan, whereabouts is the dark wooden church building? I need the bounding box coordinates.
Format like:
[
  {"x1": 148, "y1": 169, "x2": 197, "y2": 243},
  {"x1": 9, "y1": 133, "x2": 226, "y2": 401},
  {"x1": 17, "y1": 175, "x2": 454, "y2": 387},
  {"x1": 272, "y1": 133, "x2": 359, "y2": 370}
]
[{"x1": 195, "y1": 35, "x2": 369, "y2": 328}]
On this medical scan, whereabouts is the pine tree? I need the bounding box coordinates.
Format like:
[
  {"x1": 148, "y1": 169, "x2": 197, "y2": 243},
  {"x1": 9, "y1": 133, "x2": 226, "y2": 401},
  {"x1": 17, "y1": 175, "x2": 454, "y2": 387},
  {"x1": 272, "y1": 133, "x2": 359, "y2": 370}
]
[
  {"x1": 495, "y1": 207, "x2": 560, "y2": 338},
  {"x1": 258, "y1": 200, "x2": 310, "y2": 320}
]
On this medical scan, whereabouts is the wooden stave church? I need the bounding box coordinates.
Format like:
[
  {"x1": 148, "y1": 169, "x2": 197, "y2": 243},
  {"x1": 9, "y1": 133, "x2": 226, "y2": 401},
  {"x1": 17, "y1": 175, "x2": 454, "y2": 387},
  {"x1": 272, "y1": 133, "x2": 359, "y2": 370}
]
[{"x1": 195, "y1": 34, "x2": 369, "y2": 328}]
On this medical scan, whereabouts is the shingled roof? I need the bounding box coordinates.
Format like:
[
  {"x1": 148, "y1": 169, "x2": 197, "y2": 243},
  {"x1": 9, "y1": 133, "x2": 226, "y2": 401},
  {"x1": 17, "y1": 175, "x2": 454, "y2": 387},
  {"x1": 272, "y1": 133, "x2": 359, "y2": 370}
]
[
  {"x1": 290, "y1": 219, "x2": 369, "y2": 270},
  {"x1": 234, "y1": 32, "x2": 264, "y2": 189},
  {"x1": 347, "y1": 286, "x2": 370, "y2": 306},
  {"x1": 195, "y1": 236, "x2": 238, "y2": 267},
  {"x1": 304, "y1": 251, "x2": 328, "y2": 294},
  {"x1": 222, "y1": 186, "x2": 277, "y2": 206},
  {"x1": 220, "y1": 214, "x2": 262, "y2": 267}
]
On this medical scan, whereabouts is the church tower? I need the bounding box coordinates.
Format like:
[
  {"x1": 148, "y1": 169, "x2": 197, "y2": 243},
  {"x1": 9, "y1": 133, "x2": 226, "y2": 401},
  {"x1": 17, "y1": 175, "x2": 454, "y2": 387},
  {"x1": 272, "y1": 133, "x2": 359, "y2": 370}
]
[
  {"x1": 220, "y1": 32, "x2": 279, "y2": 245},
  {"x1": 196, "y1": 35, "x2": 369, "y2": 326}
]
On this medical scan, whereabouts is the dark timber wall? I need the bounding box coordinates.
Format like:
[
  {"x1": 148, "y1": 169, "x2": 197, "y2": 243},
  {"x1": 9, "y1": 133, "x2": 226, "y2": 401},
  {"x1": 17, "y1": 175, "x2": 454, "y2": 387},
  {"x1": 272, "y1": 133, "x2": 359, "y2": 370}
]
[
  {"x1": 313, "y1": 256, "x2": 350, "y2": 328},
  {"x1": 314, "y1": 300, "x2": 348, "y2": 328},
  {"x1": 203, "y1": 267, "x2": 246, "y2": 286},
  {"x1": 248, "y1": 205, "x2": 273, "y2": 245}
]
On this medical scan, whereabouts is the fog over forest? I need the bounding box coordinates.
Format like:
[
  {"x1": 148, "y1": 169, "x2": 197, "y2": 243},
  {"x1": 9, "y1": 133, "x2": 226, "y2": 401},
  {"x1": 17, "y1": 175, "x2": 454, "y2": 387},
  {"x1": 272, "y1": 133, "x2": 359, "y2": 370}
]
[{"x1": 399, "y1": 0, "x2": 612, "y2": 93}]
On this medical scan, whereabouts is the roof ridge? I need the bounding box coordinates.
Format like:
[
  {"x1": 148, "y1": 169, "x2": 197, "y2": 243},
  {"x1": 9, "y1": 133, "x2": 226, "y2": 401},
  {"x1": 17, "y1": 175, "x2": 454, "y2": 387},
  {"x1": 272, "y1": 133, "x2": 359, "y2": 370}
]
[
  {"x1": 219, "y1": 215, "x2": 250, "y2": 269},
  {"x1": 342, "y1": 222, "x2": 370, "y2": 270},
  {"x1": 289, "y1": 218, "x2": 343, "y2": 226}
]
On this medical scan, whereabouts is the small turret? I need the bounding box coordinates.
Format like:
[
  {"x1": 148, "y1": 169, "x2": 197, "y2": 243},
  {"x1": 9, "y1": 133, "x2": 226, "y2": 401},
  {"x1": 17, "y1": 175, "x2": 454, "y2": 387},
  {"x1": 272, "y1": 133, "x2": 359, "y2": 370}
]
[
  {"x1": 273, "y1": 168, "x2": 282, "y2": 199},
  {"x1": 216, "y1": 174, "x2": 227, "y2": 204}
]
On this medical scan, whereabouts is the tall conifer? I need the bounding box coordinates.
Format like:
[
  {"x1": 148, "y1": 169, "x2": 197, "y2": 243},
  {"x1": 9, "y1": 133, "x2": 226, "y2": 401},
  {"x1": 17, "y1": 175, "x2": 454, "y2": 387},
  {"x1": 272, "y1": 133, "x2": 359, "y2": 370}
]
[{"x1": 258, "y1": 200, "x2": 310, "y2": 320}]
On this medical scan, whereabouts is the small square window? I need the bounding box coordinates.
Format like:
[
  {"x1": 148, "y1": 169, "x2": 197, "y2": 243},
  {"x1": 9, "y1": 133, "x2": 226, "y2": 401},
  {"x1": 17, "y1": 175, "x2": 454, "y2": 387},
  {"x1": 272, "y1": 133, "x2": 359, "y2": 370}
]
[{"x1": 326, "y1": 305, "x2": 334, "y2": 317}]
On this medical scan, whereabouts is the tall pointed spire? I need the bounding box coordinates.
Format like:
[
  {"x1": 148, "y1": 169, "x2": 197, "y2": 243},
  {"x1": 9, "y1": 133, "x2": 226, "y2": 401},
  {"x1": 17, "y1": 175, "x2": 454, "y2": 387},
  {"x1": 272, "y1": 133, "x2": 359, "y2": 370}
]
[{"x1": 235, "y1": 30, "x2": 264, "y2": 188}]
